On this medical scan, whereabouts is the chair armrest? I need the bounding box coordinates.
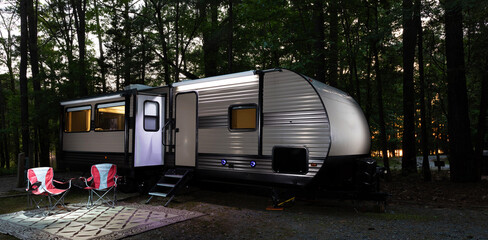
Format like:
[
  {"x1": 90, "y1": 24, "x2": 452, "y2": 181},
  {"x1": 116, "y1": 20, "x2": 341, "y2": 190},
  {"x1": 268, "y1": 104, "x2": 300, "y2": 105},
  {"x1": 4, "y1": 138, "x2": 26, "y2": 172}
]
[
  {"x1": 26, "y1": 181, "x2": 42, "y2": 192},
  {"x1": 114, "y1": 175, "x2": 123, "y2": 187},
  {"x1": 53, "y1": 178, "x2": 74, "y2": 189},
  {"x1": 79, "y1": 176, "x2": 93, "y2": 187}
]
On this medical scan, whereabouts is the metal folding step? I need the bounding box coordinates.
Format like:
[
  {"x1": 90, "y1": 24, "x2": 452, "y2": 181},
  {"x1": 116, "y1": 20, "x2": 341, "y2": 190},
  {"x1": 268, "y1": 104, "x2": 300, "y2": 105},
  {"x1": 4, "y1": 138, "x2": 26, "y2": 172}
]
[
  {"x1": 148, "y1": 192, "x2": 167, "y2": 197},
  {"x1": 146, "y1": 168, "x2": 193, "y2": 206}
]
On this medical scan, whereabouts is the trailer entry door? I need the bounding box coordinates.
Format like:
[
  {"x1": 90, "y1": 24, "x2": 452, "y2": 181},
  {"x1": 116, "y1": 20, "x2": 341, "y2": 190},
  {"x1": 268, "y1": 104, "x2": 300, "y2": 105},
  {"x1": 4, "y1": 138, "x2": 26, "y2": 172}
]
[
  {"x1": 134, "y1": 95, "x2": 165, "y2": 167},
  {"x1": 175, "y1": 92, "x2": 197, "y2": 167}
]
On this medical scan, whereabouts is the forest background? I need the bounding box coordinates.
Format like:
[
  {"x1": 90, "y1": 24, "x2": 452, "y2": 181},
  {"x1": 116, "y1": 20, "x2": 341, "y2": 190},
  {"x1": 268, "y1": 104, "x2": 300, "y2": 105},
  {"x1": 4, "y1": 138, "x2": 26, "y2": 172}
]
[{"x1": 0, "y1": 0, "x2": 487, "y2": 182}]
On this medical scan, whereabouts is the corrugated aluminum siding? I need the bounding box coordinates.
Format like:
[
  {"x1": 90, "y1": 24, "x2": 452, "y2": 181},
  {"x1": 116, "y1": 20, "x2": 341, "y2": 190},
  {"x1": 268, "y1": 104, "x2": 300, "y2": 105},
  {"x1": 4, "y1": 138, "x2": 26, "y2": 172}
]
[
  {"x1": 196, "y1": 78, "x2": 260, "y2": 155},
  {"x1": 263, "y1": 70, "x2": 330, "y2": 176},
  {"x1": 188, "y1": 70, "x2": 330, "y2": 179}
]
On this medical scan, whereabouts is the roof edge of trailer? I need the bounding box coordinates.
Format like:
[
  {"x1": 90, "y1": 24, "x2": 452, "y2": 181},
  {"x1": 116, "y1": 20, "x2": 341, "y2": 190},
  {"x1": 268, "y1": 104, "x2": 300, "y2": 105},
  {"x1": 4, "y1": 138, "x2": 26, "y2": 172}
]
[
  {"x1": 60, "y1": 91, "x2": 130, "y2": 106},
  {"x1": 60, "y1": 84, "x2": 169, "y2": 106},
  {"x1": 172, "y1": 70, "x2": 257, "y2": 87}
]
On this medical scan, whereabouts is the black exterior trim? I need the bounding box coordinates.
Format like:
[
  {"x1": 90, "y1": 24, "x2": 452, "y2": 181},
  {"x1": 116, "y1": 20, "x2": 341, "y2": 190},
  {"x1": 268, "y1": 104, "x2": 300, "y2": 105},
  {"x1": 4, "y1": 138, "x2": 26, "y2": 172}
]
[
  {"x1": 168, "y1": 87, "x2": 174, "y2": 154},
  {"x1": 131, "y1": 92, "x2": 137, "y2": 177},
  {"x1": 124, "y1": 94, "x2": 131, "y2": 169},
  {"x1": 58, "y1": 105, "x2": 65, "y2": 169},
  {"x1": 61, "y1": 151, "x2": 132, "y2": 170},
  {"x1": 258, "y1": 71, "x2": 264, "y2": 156}
]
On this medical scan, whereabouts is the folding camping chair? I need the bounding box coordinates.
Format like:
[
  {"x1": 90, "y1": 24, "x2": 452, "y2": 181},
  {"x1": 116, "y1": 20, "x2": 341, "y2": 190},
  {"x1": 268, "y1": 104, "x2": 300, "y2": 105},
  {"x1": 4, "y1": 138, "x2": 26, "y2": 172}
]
[
  {"x1": 81, "y1": 163, "x2": 119, "y2": 208},
  {"x1": 26, "y1": 167, "x2": 72, "y2": 211}
]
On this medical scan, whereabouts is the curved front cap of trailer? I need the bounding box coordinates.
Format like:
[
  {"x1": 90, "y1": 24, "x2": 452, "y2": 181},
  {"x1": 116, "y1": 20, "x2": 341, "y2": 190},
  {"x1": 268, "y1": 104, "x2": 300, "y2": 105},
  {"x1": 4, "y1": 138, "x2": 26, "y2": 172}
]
[{"x1": 309, "y1": 79, "x2": 371, "y2": 157}]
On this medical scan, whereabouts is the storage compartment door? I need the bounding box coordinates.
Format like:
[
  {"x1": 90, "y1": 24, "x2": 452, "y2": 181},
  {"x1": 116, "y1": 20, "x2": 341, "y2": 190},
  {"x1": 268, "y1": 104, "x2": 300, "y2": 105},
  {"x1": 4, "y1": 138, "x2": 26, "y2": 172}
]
[
  {"x1": 272, "y1": 146, "x2": 309, "y2": 174},
  {"x1": 134, "y1": 95, "x2": 165, "y2": 167}
]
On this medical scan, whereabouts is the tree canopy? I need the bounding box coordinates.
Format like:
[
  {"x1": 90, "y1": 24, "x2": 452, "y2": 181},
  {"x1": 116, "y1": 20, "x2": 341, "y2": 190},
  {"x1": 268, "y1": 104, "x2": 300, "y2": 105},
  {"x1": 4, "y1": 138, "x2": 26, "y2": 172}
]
[{"x1": 0, "y1": 0, "x2": 487, "y2": 182}]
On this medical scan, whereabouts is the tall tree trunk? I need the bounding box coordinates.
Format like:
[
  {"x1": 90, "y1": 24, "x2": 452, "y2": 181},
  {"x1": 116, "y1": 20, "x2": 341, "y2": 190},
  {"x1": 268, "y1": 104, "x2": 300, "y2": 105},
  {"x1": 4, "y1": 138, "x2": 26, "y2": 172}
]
[
  {"x1": 415, "y1": 0, "x2": 431, "y2": 181},
  {"x1": 0, "y1": 75, "x2": 6, "y2": 168},
  {"x1": 27, "y1": 0, "x2": 39, "y2": 167},
  {"x1": 201, "y1": 0, "x2": 219, "y2": 77},
  {"x1": 372, "y1": 2, "x2": 391, "y2": 180},
  {"x1": 475, "y1": 58, "x2": 488, "y2": 175},
  {"x1": 123, "y1": 1, "x2": 132, "y2": 86},
  {"x1": 342, "y1": 10, "x2": 361, "y2": 104},
  {"x1": 140, "y1": 25, "x2": 147, "y2": 85},
  {"x1": 115, "y1": 50, "x2": 121, "y2": 90},
  {"x1": 152, "y1": 0, "x2": 171, "y2": 84},
  {"x1": 28, "y1": 0, "x2": 49, "y2": 167},
  {"x1": 20, "y1": 0, "x2": 30, "y2": 167},
  {"x1": 328, "y1": 0, "x2": 338, "y2": 87},
  {"x1": 402, "y1": 0, "x2": 418, "y2": 175},
  {"x1": 445, "y1": 0, "x2": 477, "y2": 182},
  {"x1": 94, "y1": 0, "x2": 107, "y2": 93},
  {"x1": 174, "y1": 0, "x2": 180, "y2": 82},
  {"x1": 0, "y1": 12, "x2": 20, "y2": 163},
  {"x1": 72, "y1": 0, "x2": 88, "y2": 96},
  {"x1": 312, "y1": 0, "x2": 326, "y2": 83},
  {"x1": 365, "y1": 49, "x2": 373, "y2": 124},
  {"x1": 58, "y1": 0, "x2": 75, "y2": 98},
  {"x1": 227, "y1": 0, "x2": 233, "y2": 73}
]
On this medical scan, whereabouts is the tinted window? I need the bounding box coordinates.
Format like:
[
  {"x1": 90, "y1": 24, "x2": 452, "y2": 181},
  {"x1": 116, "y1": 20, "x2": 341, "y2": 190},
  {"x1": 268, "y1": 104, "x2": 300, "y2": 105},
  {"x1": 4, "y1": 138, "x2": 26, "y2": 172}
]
[
  {"x1": 65, "y1": 106, "x2": 91, "y2": 132},
  {"x1": 229, "y1": 105, "x2": 257, "y2": 131},
  {"x1": 95, "y1": 101, "x2": 125, "y2": 131}
]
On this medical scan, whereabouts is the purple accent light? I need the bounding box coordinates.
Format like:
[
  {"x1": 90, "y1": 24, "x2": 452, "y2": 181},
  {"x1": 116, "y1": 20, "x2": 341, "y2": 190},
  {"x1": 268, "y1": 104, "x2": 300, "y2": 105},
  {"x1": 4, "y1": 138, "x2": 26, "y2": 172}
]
[
  {"x1": 250, "y1": 161, "x2": 256, "y2": 168},
  {"x1": 221, "y1": 159, "x2": 227, "y2": 166}
]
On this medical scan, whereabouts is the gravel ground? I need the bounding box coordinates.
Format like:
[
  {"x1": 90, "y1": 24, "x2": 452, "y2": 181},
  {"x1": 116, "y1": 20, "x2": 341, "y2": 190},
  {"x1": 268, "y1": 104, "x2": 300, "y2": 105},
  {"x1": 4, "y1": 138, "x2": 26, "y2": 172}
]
[
  {"x1": 122, "y1": 184, "x2": 488, "y2": 240},
  {"x1": 2, "y1": 172, "x2": 488, "y2": 240}
]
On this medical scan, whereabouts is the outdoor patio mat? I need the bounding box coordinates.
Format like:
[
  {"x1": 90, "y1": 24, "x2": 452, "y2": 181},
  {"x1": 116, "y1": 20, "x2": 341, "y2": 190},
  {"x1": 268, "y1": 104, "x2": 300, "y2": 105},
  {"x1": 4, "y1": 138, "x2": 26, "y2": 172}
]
[{"x1": 0, "y1": 203, "x2": 204, "y2": 240}]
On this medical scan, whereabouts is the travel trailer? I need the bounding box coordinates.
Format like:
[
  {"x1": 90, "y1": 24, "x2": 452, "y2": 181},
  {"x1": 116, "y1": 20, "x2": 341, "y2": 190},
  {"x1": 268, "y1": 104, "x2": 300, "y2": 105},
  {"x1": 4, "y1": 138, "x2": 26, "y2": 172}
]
[{"x1": 59, "y1": 68, "x2": 378, "y2": 195}]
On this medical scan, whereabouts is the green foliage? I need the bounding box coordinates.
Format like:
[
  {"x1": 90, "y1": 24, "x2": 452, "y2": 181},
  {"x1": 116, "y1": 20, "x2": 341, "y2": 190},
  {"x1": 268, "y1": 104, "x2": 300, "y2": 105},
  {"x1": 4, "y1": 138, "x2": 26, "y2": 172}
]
[{"x1": 0, "y1": 0, "x2": 487, "y2": 170}]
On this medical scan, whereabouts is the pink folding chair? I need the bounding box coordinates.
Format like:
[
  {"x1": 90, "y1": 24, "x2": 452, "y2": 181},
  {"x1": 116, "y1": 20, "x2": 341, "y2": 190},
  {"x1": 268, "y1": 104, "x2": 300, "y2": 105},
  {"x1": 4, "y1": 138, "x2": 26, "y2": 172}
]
[
  {"x1": 26, "y1": 167, "x2": 72, "y2": 211},
  {"x1": 80, "y1": 163, "x2": 119, "y2": 208}
]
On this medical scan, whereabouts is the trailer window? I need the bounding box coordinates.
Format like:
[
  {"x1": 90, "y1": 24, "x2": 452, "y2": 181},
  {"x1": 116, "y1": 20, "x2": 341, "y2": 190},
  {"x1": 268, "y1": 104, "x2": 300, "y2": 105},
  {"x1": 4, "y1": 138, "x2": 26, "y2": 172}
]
[
  {"x1": 144, "y1": 101, "x2": 159, "y2": 131},
  {"x1": 65, "y1": 106, "x2": 91, "y2": 132},
  {"x1": 95, "y1": 101, "x2": 125, "y2": 131},
  {"x1": 229, "y1": 104, "x2": 257, "y2": 131}
]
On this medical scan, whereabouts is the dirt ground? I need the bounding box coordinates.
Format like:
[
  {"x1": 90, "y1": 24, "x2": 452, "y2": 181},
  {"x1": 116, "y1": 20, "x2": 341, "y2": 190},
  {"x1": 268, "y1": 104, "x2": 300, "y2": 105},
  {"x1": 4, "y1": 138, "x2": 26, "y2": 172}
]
[
  {"x1": 121, "y1": 171, "x2": 488, "y2": 240},
  {"x1": 2, "y1": 171, "x2": 488, "y2": 240}
]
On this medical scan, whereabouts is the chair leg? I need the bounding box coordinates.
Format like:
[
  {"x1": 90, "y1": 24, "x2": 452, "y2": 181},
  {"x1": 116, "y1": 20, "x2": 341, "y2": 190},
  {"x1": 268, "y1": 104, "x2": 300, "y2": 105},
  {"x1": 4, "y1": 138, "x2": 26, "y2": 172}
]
[
  {"x1": 48, "y1": 195, "x2": 52, "y2": 210},
  {"x1": 90, "y1": 187, "x2": 116, "y2": 208},
  {"x1": 51, "y1": 190, "x2": 70, "y2": 211},
  {"x1": 27, "y1": 194, "x2": 44, "y2": 209},
  {"x1": 87, "y1": 190, "x2": 93, "y2": 208}
]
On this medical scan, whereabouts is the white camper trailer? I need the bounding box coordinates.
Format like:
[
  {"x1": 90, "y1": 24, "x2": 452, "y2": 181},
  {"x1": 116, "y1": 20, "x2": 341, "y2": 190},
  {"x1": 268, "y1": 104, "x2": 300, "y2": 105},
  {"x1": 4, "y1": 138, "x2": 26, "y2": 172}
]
[{"x1": 59, "y1": 69, "x2": 378, "y2": 195}]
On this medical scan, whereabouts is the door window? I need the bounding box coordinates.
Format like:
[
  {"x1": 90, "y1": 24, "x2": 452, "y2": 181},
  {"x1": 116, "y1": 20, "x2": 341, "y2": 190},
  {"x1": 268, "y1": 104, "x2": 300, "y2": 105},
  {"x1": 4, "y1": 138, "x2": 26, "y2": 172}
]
[{"x1": 144, "y1": 101, "x2": 159, "y2": 131}]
